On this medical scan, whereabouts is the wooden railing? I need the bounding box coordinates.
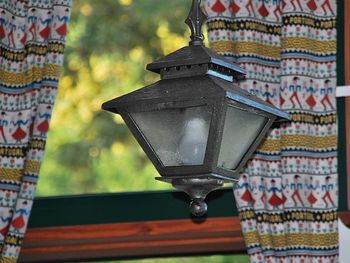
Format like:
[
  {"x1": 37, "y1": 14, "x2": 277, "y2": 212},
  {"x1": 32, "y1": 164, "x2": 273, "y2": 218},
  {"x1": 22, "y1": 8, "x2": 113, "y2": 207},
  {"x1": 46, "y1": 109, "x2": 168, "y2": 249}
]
[
  {"x1": 20, "y1": 213, "x2": 350, "y2": 263},
  {"x1": 20, "y1": 217, "x2": 246, "y2": 262},
  {"x1": 19, "y1": 189, "x2": 244, "y2": 262}
]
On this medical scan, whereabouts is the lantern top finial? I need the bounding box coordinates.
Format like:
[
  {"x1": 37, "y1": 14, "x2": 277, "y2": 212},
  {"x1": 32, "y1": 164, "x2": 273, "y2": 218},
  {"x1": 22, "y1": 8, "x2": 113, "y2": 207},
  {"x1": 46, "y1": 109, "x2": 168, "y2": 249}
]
[
  {"x1": 186, "y1": 0, "x2": 207, "y2": 46},
  {"x1": 146, "y1": 0, "x2": 246, "y2": 79}
]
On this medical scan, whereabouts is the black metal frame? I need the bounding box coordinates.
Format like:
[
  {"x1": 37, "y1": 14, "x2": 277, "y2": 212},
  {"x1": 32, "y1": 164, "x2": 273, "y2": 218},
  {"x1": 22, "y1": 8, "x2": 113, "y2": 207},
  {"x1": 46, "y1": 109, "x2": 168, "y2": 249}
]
[
  {"x1": 125, "y1": 101, "x2": 219, "y2": 176},
  {"x1": 103, "y1": 72, "x2": 285, "y2": 182},
  {"x1": 212, "y1": 99, "x2": 276, "y2": 180}
]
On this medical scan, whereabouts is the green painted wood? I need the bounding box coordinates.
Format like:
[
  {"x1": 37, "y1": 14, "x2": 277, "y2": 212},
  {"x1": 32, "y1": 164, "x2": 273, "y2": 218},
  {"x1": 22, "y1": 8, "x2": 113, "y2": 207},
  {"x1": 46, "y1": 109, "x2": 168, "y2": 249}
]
[
  {"x1": 337, "y1": 0, "x2": 348, "y2": 212},
  {"x1": 28, "y1": 188, "x2": 238, "y2": 228}
]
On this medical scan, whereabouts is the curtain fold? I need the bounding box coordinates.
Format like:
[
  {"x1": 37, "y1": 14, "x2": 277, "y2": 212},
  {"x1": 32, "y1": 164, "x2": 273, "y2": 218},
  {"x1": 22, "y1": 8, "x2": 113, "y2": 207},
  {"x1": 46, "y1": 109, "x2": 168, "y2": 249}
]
[
  {"x1": 0, "y1": 1, "x2": 72, "y2": 261},
  {"x1": 204, "y1": 0, "x2": 338, "y2": 262}
]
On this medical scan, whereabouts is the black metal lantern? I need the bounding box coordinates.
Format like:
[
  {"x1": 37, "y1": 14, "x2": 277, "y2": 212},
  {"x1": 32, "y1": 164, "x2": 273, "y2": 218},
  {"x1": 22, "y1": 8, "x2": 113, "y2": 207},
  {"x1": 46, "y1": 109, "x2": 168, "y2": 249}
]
[{"x1": 102, "y1": 0, "x2": 291, "y2": 216}]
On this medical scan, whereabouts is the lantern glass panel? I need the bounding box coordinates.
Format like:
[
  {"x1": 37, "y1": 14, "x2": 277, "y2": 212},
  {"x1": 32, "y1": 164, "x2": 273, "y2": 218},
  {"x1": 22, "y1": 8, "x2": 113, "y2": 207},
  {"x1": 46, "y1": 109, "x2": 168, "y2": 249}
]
[
  {"x1": 218, "y1": 106, "x2": 268, "y2": 170},
  {"x1": 130, "y1": 106, "x2": 212, "y2": 167}
]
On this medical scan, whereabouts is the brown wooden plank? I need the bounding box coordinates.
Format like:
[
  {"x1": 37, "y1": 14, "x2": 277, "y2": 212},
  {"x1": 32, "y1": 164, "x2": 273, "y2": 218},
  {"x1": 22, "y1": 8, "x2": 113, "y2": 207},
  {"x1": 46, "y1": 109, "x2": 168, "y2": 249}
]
[
  {"x1": 20, "y1": 212, "x2": 350, "y2": 262},
  {"x1": 345, "y1": 0, "x2": 350, "y2": 211},
  {"x1": 19, "y1": 217, "x2": 246, "y2": 262},
  {"x1": 339, "y1": 212, "x2": 350, "y2": 227}
]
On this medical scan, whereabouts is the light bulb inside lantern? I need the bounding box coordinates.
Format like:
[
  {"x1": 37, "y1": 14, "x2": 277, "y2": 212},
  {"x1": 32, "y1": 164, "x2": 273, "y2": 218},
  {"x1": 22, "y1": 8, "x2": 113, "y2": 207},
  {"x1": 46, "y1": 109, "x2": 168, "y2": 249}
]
[{"x1": 177, "y1": 117, "x2": 207, "y2": 165}]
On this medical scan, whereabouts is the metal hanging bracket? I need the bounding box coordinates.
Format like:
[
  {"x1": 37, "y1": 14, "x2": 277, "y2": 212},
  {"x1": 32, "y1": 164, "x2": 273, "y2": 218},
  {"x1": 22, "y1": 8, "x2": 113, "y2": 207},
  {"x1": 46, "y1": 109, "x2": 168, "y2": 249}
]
[{"x1": 185, "y1": 0, "x2": 207, "y2": 46}]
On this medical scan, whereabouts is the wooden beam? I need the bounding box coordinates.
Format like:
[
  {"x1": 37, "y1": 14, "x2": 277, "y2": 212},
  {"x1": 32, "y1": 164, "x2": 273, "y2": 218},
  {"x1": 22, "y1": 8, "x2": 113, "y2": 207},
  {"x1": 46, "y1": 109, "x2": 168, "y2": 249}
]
[
  {"x1": 19, "y1": 212, "x2": 350, "y2": 263},
  {"x1": 339, "y1": 212, "x2": 350, "y2": 227},
  {"x1": 19, "y1": 217, "x2": 246, "y2": 263}
]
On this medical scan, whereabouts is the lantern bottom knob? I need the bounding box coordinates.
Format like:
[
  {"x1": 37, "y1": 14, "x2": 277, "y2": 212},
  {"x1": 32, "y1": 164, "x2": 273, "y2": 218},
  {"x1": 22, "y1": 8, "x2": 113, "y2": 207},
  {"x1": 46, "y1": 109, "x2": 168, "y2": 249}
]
[
  {"x1": 189, "y1": 199, "x2": 207, "y2": 217},
  {"x1": 156, "y1": 175, "x2": 226, "y2": 217}
]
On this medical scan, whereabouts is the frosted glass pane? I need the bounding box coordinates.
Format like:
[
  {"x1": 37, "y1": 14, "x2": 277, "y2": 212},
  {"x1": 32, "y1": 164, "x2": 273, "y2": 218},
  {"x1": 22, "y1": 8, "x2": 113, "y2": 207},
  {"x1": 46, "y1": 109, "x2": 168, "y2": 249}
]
[
  {"x1": 130, "y1": 106, "x2": 211, "y2": 166},
  {"x1": 218, "y1": 106, "x2": 267, "y2": 170}
]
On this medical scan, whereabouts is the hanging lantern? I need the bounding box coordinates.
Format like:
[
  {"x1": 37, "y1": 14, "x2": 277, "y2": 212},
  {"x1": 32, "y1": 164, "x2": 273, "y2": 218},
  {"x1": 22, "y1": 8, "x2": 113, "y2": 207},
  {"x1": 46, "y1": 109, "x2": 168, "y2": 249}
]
[{"x1": 102, "y1": 0, "x2": 291, "y2": 216}]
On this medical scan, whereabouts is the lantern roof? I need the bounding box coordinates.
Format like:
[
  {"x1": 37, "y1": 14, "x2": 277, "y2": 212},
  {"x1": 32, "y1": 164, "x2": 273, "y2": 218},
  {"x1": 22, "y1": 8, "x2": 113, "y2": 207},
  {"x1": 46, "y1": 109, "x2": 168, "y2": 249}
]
[
  {"x1": 146, "y1": 45, "x2": 246, "y2": 79},
  {"x1": 102, "y1": 75, "x2": 291, "y2": 121}
]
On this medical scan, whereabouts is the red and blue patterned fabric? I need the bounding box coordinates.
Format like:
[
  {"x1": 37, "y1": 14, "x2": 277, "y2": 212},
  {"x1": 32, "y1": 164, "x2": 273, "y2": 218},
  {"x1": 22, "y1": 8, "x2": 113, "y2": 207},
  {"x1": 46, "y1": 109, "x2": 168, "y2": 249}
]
[
  {"x1": 204, "y1": 0, "x2": 338, "y2": 262},
  {"x1": 0, "y1": 1, "x2": 71, "y2": 261}
]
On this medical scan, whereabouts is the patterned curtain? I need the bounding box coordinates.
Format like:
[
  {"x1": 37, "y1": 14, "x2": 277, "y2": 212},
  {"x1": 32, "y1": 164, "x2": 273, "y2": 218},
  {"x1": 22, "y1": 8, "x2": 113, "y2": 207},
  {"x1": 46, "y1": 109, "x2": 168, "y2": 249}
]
[
  {"x1": 203, "y1": 0, "x2": 338, "y2": 262},
  {"x1": 0, "y1": 1, "x2": 71, "y2": 261}
]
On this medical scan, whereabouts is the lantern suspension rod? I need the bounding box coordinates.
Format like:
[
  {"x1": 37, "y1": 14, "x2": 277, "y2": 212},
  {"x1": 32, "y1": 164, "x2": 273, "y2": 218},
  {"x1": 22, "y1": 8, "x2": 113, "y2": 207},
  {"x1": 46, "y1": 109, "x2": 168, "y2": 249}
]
[{"x1": 186, "y1": 0, "x2": 207, "y2": 46}]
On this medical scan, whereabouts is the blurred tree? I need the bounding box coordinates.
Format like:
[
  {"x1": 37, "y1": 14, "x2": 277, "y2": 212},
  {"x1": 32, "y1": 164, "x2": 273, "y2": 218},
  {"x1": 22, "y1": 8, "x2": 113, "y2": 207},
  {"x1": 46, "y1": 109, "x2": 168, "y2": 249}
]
[{"x1": 37, "y1": 0, "x2": 192, "y2": 196}]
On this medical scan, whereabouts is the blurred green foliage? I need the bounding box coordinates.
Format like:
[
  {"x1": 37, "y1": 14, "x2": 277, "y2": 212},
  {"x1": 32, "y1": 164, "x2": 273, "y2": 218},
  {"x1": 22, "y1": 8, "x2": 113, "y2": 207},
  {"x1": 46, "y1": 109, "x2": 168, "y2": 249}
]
[{"x1": 37, "y1": 0, "x2": 194, "y2": 195}]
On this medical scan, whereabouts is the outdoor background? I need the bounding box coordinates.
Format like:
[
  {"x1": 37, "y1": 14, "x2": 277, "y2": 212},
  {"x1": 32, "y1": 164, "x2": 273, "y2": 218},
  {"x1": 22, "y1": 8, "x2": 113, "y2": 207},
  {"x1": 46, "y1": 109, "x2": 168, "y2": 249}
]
[
  {"x1": 37, "y1": 0, "x2": 191, "y2": 196},
  {"x1": 36, "y1": 0, "x2": 249, "y2": 262}
]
